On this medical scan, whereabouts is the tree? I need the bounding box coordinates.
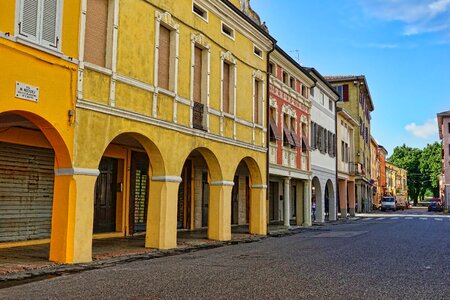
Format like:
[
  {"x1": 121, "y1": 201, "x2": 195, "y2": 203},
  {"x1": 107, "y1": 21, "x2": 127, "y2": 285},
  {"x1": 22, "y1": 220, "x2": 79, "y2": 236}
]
[
  {"x1": 388, "y1": 144, "x2": 423, "y2": 204},
  {"x1": 420, "y1": 142, "x2": 442, "y2": 197}
]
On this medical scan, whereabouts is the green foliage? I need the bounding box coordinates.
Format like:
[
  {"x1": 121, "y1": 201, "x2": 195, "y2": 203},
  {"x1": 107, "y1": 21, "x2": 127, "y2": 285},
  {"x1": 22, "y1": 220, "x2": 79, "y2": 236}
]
[{"x1": 388, "y1": 142, "x2": 442, "y2": 203}]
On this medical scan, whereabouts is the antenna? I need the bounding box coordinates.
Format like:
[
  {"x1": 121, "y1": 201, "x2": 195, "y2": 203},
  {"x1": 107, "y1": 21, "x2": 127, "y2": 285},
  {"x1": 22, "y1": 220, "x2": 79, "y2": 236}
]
[{"x1": 289, "y1": 50, "x2": 301, "y2": 63}]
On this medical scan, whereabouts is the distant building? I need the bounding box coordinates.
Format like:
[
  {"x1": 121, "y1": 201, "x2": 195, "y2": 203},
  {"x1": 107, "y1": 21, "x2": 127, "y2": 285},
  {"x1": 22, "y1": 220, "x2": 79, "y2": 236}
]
[
  {"x1": 437, "y1": 110, "x2": 450, "y2": 209},
  {"x1": 325, "y1": 75, "x2": 375, "y2": 213},
  {"x1": 306, "y1": 68, "x2": 340, "y2": 222},
  {"x1": 268, "y1": 46, "x2": 315, "y2": 227},
  {"x1": 376, "y1": 145, "x2": 388, "y2": 207},
  {"x1": 336, "y1": 108, "x2": 358, "y2": 217},
  {"x1": 370, "y1": 137, "x2": 379, "y2": 209},
  {"x1": 385, "y1": 162, "x2": 408, "y2": 203}
]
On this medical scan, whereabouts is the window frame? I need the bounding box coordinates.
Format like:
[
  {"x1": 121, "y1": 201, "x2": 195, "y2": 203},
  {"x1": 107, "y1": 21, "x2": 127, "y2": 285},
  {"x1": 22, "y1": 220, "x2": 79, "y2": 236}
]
[
  {"x1": 16, "y1": 0, "x2": 63, "y2": 52},
  {"x1": 253, "y1": 45, "x2": 263, "y2": 59},
  {"x1": 192, "y1": 1, "x2": 208, "y2": 22},
  {"x1": 220, "y1": 51, "x2": 237, "y2": 117},
  {"x1": 221, "y1": 21, "x2": 235, "y2": 40}
]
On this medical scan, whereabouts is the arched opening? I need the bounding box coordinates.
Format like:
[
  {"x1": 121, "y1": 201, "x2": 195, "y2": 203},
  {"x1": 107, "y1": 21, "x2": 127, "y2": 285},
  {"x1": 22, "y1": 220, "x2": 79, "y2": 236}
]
[
  {"x1": 0, "y1": 111, "x2": 71, "y2": 249},
  {"x1": 325, "y1": 179, "x2": 335, "y2": 221},
  {"x1": 92, "y1": 133, "x2": 164, "y2": 239},
  {"x1": 311, "y1": 177, "x2": 322, "y2": 223},
  {"x1": 231, "y1": 157, "x2": 264, "y2": 236},
  {"x1": 177, "y1": 150, "x2": 212, "y2": 230}
]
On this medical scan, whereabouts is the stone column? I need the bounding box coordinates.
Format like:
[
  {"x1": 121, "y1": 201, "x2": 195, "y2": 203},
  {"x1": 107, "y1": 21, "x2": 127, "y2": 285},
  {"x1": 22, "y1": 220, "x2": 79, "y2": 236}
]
[
  {"x1": 50, "y1": 169, "x2": 99, "y2": 263},
  {"x1": 283, "y1": 177, "x2": 291, "y2": 228},
  {"x1": 146, "y1": 176, "x2": 181, "y2": 250},
  {"x1": 303, "y1": 180, "x2": 312, "y2": 226},
  {"x1": 339, "y1": 179, "x2": 348, "y2": 219},
  {"x1": 329, "y1": 181, "x2": 337, "y2": 222},
  {"x1": 249, "y1": 185, "x2": 267, "y2": 235},
  {"x1": 348, "y1": 181, "x2": 356, "y2": 217},
  {"x1": 208, "y1": 181, "x2": 233, "y2": 241},
  {"x1": 357, "y1": 182, "x2": 362, "y2": 213}
]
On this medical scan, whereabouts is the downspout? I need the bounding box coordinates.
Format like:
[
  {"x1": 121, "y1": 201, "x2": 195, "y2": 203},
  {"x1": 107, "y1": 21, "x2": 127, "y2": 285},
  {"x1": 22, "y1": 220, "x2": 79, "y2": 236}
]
[
  {"x1": 266, "y1": 40, "x2": 276, "y2": 229},
  {"x1": 335, "y1": 101, "x2": 339, "y2": 219}
]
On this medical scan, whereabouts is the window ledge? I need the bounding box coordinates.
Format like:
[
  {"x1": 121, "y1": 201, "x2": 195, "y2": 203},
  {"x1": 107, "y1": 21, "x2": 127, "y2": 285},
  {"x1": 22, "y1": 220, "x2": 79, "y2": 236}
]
[
  {"x1": 223, "y1": 112, "x2": 235, "y2": 119},
  {"x1": 1, "y1": 33, "x2": 78, "y2": 64},
  {"x1": 158, "y1": 88, "x2": 176, "y2": 97}
]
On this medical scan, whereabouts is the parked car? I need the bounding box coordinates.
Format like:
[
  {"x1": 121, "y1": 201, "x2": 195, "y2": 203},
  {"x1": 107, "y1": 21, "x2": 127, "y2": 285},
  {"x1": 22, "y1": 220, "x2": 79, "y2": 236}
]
[
  {"x1": 396, "y1": 197, "x2": 407, "y2": 211},
  {"x1": 381, "y1": 196, "x2": 396, "y2": 211},
  {"x1": 428, "y1": 202, "x2": 443, "y2": 212}
]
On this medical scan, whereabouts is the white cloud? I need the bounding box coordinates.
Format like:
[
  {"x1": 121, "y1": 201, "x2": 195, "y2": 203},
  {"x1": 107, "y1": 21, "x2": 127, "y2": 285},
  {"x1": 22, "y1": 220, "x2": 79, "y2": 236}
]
[
  {"x1": 405, "y1": 119, "x2": 438, "y2": 139},
  {"x1": 359, "y1": 0, "x2": 450, "y2": 37}
]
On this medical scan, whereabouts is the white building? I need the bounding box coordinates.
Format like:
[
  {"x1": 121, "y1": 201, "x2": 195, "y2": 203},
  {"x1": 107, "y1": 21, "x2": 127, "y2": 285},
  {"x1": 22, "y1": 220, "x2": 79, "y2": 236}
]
[{"x1": 306, "y1": 68, "x2": 340, "y2": 222}]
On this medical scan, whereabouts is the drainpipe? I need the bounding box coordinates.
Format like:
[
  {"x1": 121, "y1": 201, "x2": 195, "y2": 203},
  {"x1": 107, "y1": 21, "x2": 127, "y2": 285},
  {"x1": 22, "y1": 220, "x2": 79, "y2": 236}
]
[
  {"x1": 335, "y1": 101, "x2": 339, "y2": 219},
  {"x1": 266, "y1": 40, "x2": 276, "y2": 229}
]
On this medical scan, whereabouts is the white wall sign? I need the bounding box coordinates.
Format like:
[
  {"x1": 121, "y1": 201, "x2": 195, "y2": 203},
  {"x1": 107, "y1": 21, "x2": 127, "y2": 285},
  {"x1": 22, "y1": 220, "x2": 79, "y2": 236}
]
[{"x1": 15, "y1": 82, "x2": 39, "y2": 102}]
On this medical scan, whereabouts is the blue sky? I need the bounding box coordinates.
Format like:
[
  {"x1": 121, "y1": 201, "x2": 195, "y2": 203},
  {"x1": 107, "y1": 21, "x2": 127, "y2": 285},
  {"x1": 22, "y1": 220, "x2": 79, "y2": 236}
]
[{"x1": 251, "y1": 0, "x2": 450, "y2": 155}]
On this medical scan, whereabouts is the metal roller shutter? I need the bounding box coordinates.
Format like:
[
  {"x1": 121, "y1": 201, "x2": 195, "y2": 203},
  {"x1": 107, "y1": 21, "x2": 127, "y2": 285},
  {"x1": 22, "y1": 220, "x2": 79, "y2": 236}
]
[{"x1": 0, "y1": 142, "x2": 55, "y2": 242}]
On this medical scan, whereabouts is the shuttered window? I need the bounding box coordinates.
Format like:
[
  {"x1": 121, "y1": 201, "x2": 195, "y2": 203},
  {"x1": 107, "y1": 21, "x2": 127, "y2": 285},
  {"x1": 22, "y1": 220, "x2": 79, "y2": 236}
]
[
  {"x1": 223, "y1": 62, "x2": 231, "y2": 113},
  {"x1": 254, "y1": 79, "x2": 260, "y2": 124},
  {"x1": 158, "y1": 25, "x2": 171, "y2": 90},
  {"x1": 343, "y1": 84, "x2": 349, "y2": 101},
  {"x1": 193, "y1": 46, "x2": 203, "y2": 103},
  {"x1": 19, "y1": 0, "x2": 61, "y2": 49},
  {"x1": 84, "y1": 0, "x2": 109, "y2": 67}
]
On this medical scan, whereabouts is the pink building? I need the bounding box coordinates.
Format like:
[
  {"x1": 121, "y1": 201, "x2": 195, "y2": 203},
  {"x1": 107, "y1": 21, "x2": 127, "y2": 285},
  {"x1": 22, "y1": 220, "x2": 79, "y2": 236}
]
[{"x1": 437, "y1": 111, "x2": 450, "y2": 209}]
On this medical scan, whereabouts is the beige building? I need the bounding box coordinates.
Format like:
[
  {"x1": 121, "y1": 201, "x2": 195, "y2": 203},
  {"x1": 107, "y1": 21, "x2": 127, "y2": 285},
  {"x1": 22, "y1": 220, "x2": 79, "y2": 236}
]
[
  {"x1": 385, "y1": 162, "x2": 408, "y2": 202},
  {"x1": 336, "y1": 107, "x2": 357, "y2": 217}
]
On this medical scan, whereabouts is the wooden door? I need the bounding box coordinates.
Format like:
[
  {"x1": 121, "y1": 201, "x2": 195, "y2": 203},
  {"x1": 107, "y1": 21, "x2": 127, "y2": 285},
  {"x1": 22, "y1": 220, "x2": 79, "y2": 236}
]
[
  {"x1": 178, "y1": 160, "x2": 192, "y2": 229},
  {"x1": 94, "y1": 157, "x2": 118, "y2": 233},
  {"x1": 129, "y1": 151, "x2": 149, "y2": 234},
  {"x1": 231, "y1": 176, "x2": 239, "y2": 225},
  {"x1": 269, "y1": 182, "x2": 276, "y2": 221}
]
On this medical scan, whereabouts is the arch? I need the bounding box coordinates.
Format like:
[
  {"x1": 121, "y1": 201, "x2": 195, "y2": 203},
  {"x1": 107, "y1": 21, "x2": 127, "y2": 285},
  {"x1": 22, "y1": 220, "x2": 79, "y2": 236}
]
[
  {"x1": 0, "y1": 110, "x2": 72, "y2": 168},
  {"x1": 312, "y1": 176, "x2": 322, "y2": 222},
  {"x1": 235, "y1": 156, "x2": 263, "y2": 185},
  {"x1": 325, "y1": 179, "x2": 335, "y2": 220},
  {"x1": 176, "y1": 147, "x2": 223, "y2": 182},
  {"x1": 95, "y1": 131, "x2": 166, "y2": 177}
]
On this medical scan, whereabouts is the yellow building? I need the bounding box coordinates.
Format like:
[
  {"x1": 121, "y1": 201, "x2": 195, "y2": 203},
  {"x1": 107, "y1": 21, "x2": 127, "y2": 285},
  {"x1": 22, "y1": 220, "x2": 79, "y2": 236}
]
[
  {"x1": 68, "y1": 0, "x2": 275, "y2": 263},
  {"x1": 385, "y1": 162, "x2": 408, "y2": 201},
  {"x1": 325, "y1": 75, "x2": 375, "y2": 213},
  {"x1": 0, "y1": 0, "x2": 79, "y2": 256}
]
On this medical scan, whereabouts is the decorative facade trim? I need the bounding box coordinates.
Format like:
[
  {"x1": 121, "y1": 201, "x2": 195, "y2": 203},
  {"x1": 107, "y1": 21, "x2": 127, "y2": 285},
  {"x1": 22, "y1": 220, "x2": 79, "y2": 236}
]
[{"x1": 55, "y1": 168, "x2": 100, "y2": 176}]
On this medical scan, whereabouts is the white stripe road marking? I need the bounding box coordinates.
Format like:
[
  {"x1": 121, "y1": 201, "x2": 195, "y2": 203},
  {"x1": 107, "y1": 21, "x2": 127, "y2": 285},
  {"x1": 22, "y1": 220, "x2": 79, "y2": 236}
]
[
  {"x1": 363, "y1": 218, "x2": 373, "y2": 221},
  {"x1": 377, "y1": 217, "x2": 385, "y2": 220},
  {"x1": 420, "y1": 217, "x2": 428, "y2": 220},
  {"x1": 434, "y1": 218, "x2": 443, "y2": 221},
  {"x1": 391, "y1": 217, "x2": 399, "y2": 220},
  {"x1": 405, "y1": 217, "x2": 413, "y2": 220}
]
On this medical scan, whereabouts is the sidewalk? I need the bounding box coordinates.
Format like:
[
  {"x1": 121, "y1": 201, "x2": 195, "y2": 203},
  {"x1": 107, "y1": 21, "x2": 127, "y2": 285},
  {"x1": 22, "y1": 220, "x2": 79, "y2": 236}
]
[{"x1": 0, "y1": 219, "x2": 358, "y2": 288}]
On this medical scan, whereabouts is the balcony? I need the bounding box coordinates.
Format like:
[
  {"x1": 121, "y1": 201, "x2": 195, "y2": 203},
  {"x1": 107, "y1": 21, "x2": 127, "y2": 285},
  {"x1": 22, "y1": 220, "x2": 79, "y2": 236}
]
[
  {"x1": 269, "y1": 143, "x2": 277, "y2": 164},
  {"x1": 301, "y1": 154, "x2": 308, "y2": 171},
  {"x1": 193, "y1": 102, "x2": 205, "y2": 131}
]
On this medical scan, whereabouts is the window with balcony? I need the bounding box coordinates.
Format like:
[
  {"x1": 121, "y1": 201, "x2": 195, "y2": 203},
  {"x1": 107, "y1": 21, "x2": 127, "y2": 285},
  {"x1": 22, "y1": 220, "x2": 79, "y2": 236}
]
[
  {"x1": 254, "y1": 79, "x2": 263, "y2": 125},
  {"x1": 193, "y1": 45, "x2": 206, "y2": 130}
]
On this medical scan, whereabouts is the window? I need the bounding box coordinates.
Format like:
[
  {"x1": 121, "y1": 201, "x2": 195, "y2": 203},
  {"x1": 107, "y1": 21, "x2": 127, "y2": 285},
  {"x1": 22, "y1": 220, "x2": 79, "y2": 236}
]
[
  {"x1": 448, "y1": 122, "x2": 450, "y2": 133},
  {"x1": 329, "y1": 99, "x2": 333, "y2": 111},
  {"x1": 85, "y1": 0, "x2": 113, "y2": 67},
  {"x1": 282, "y1": 71, "x2": 289, "y2": 85},
  {"x1": 310, "y1": 122, "x2": 316, "y2": 150},
  {"x1": 290, "y1": 77, "x2": 296, "y2": 90},
  {"x1": 193, "y1": 46, "x2": 203, "y2": 103},
  {"x1": 254, "y1": 46, "x2": 263, "y2": 58},
  {"x1": 254, "y1": 79, "x2": 262, "y2": 124},
  {"x1": 269, "y1": 108, "x2": 279, "y2": 143},
  {"x1": 222, "y1": 61, "x2": 231, "y2": 113},
  {"x1": 158, "y1": 25, "x2": 171, "y2": 90},
  {"x1": 335, "y1": 84, "x2": 349, "y2": 101},
  {"x1": 310, "y1": 87, "x2": 315, "y2": 97},
  {"x1": 193, "y1": 2, "x2": 208, "y2": 21},
  {"x1": 18, "y1": 0, "x2": 62, "y2": 50},
  {"x1": 268, "y1": 62, "x2": 275, "y2": 76},
  {"x1": 301, "y1": 123, "x2": 308, "y2": 153},
  {"x1": 221, "y1": 22, "x2": 234, "y2": 39},
  {"x1": 320, "y1": 91, "x2": 325, "y2": 105},
  {"x1": 301, "y1": 85, "x2": 307, "y2": 98},
  {"x1": 341, "y1": 141, "x2": 345, "y2": 162}
]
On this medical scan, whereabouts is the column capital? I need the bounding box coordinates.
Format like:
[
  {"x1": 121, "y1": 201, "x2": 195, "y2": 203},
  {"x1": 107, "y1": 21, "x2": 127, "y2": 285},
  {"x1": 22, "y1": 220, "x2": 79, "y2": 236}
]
[
  {"x1": 152, "y1": 176, "x2": 183, "y2": 183},
  {"x1": 54, "y1": 168, "x2": 100, "y2": 176},
  {"x1": 210, "y1": 180, "x2": 235, "y2": 186}
]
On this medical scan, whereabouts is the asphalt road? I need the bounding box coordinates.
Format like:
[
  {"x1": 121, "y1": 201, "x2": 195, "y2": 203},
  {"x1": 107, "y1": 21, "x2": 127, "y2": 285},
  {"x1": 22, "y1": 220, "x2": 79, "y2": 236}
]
[{"x1": 1, "y1": 207, "x2": 449, "y2": 299}]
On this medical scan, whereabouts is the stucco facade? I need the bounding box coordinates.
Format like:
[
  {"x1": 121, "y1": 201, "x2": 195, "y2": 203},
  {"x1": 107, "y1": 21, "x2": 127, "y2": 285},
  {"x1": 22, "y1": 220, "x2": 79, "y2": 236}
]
[
  {"x1": 306, "y1": 68, "x2": 339, "y2": 222},
  {"x1": 437, "y1": 111, "x2": 450, "y2": 209},
  {"x1": 336, "y1": 108, "x2": 357, "y2": 217},
  {"x1": 268, "y1": 47, "x2": 314, "y2": 228},
  {"x1": 325, "y1": 76, "x2": 375, "y2": 213},
  {"x1": 385, "y1": 162, "x2": 408, "y2": 203},
  {"x1": 0, "y1": 0, "x2": 80, "y2": 259}
]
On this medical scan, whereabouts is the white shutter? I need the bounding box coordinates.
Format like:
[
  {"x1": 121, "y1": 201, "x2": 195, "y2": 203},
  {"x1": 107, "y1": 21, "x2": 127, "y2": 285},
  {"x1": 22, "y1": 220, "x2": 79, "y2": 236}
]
[
  {"x1": 19, "y1": 0, "x2": 39, "y2": 41},
  {"x1": 40, "y1": 0, "x2": 59, "y2": 49}
]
